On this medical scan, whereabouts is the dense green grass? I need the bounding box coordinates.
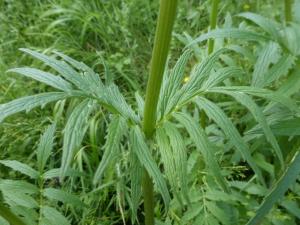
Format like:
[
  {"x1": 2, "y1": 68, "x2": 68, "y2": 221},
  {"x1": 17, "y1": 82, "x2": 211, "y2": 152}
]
[{"x1": 1, "y1": 0, "x2": 300, "y2": 224}]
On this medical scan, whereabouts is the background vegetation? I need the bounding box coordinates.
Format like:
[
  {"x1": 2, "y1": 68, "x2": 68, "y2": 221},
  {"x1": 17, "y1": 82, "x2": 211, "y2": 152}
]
[{"x1": 0, "y1": 0, "x2": 300, "y2": 224}]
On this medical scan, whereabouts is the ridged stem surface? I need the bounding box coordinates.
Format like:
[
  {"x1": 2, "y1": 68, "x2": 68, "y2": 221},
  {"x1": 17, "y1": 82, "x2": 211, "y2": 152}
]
[
  {"x1": 143, "y1": 0, "x2": 178, "y2": 137},
  {"x1": 207, "y1": 0, "x2": 219, "y2": 55},
  {"x1": 142, "y1": 1, "x2": 178, "y2": 225},
  {"x1": 284, "y1": 0, "x2": 293, "y2": 23}
]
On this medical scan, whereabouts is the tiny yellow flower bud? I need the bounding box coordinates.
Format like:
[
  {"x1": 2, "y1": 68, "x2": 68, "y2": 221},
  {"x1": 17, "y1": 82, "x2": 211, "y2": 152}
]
[
  {"x1": 243, "y1": 4, "x2": 250, "y2": 10},
  {"x1": 183, "y1": 76, "x2": 190, "y2": 83}
]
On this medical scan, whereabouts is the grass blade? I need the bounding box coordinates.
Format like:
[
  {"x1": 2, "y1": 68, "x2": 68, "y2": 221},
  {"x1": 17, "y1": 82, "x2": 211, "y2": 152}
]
[{"x1": 246, "y1": 151, "x2": 300, "y2": 225}]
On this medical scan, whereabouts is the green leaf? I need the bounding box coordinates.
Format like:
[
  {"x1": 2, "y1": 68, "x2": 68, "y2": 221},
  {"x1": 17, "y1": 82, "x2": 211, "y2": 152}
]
[
  {"x1": 206, "y1": 214, "x2": 220, "y2": 225},
  {"x1": 268, "y1": 117, "x2": 300, "y2": 136},
  {"x1": 100, "y1": 55, "x2": 113, "y2": 85},
  {"x1": 229, "y1": 181, "x2": 267, "y2": 196},
  {"x1": 159, "y1": 50, "x2": 192, "y2": 116},
  {"x1": 201, "y1": 66, "x2": 243, "y2": 89},
  {"x1": 130, "y1": 126, "x2": 170, "y2": 207},
  {"x1": 0, "y1": 216, "x2": 9, "y2": 225},
  {"x1": 166, "y1": 48, "x2": 227, "y2": 115},
  {"x1": 129, "y1": 153, "x2": 142, "y2": 223},
  {"x1": 188, "y1": 28, "x2": 268, "y2": 47},
  {"x1": 261, "y1": 54, "x2": 295, "y2": 87},
  {"x1": 280, "y1": 200, "x2": 300, "y2": 219},
  {"x1": 19, "y1": 49, "x2": 129, "y2": 118},
  {"x1": 227, "y1": 44, "x2": 255, "y2": 62},
  {"x1": 263, "y1": 66, "x2": 300, "y2": 114},
  {"x1": 164, "y1": 122, "x2": 189, "y2": 203},
  {"x1": 41, "y1": 206, "x2": 70, "y2": 225},
  {"x1": 205, "y1": 190, "x2": 238, "y2": 203},
  {"x1": 61, "y1": 99, "x2": 95, "y2": 178},
  {"x1": 7, "y1": 67, "x2": 73, "y2": 92},
  {"x1": 9, "y1": 207, "x2": 37, "y2": 225},
  {"x1": 135, "y1": 92, "x2": 144, "y2": 117},
  {"x1": 252, "y1": 42, "x2": 280, "y2": 87},
  {"x1": 19, "y1": 48, "x2": 94, "y2": 95},
  {"x1": 43, "y1": 168, "x2": 82, "y2": 179},
  {"x1": 53, "y1": 50, "x2": 104, "y2": 91},
  {"x1": 206, "y1": 201, "x2": 231, "y2": 225},
  {"x1": 281, "y1": 24, "x2": 300, "y2": 55},
  {"x1": 102, "y1": 84, "x2": 138, "y2": 122},
  {"x1": 210, "y1": 90, "x2": 283, "y2": 166},
  {"x1": 238, "y1": 12, "x2": 281, "y2": 41},
  {"x1": 43, "y1": 188, "x2": 82, "y2": 206},
  {"x1": 184, "y1": 48, "x2": 227, "y2": 92},
  {"x1": 246, "y1": 117, "x2": 300, "y2": 137},
  {"x1": 195, "y1": 97, "x2": 264, "y2": 185},
  {"x1": 275, "y1": 66, "x2": 300, "y2": 97},
  {"x1": 183, "y1": 32, "x2": 203, "y2": 60},
  {"x1": 156, "y1": 127, "x2": 178, "y2": 193},
  {"x1": 247, "y1": 151, "x2": 300, "y2": 225},
  {"x1": 0, "y1": 92, "x2": 69, "y2": 122},
  {"x1": 1, "y1": 190, "x2": 38, "y2": 208},
  {"x1": 37, "y1": 124, "x2": 56, "y2": 172},
  {"x1": 0, "y1": 160, "x2": 39, "y2": 179},
  {"x1": 174, "y1": 112, "x2": 229, "y2": 192},
  {"x1": 0, "y1": 180, "x2": 38, "y2": 195},
  {"x1": 208, "y1": 86, "x2": 298, "y2": 112},
  {"x1": 254, "y1": 153, "x2": 275, "y2": 177},
  {"x1": 0, "y1": 204, "x2": 27, "y2": 225},
  {"x1": 182, "y1": 203, "x2": 203, "y2": 221},
  {"x1": 93, "y1": 115, "x2": 126, "y2": 184},
  {"x1": 17, "y1": 49, "x2": 135, "y2": 120}
]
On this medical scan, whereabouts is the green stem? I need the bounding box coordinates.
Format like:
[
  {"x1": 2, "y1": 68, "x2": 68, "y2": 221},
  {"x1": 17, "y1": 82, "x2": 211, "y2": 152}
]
[
  {"x1": 143, "y1": 0, "x2": 178, "y2": 138},
  {"x1": 142, "y1": 0, "x2": 178, "y2": 224},
  {"x1": 142, "y1": 170, "x2": 154, "y2": 225},
  {"x1": 0, "y1": 203, "x2": 27, "y2": 225},
  {"x1": 202, "y1": 0, "x2": 219, "y2": 128},
  {"x1": 284, "y1": 0, "x2": 293, "y2": 23},
  {"x1": 38, "y1": 177, "x2": 44, "y2": 225},
  {"x1": 207, "y1": 0, "x2": 219, "y2": 55}
]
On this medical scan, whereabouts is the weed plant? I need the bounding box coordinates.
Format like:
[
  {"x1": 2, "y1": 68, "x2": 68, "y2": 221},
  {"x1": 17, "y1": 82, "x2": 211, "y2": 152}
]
[{"x1": 0, "y1": 0, "x2": 300, "y2": 224}]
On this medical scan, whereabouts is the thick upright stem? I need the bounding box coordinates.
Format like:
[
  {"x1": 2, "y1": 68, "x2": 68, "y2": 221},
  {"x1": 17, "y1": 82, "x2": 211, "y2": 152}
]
[
  {"x1": 0, "y1": 203, "x2": 27, "y2": 225},
  {"x1": 207, "y1": 0, "x2": 219, "y2": 55},
  {"x1": 142, "y1": 170, "x2": 154, "y2": 225},
  {"x1": 284, "y1": 0, "x2": 293, "y2": 23},
  {"x1": 143, "y1": 0, "x2": 178, "y2": 137},
  {"x1": 142, "y1": 1, "x2": 178, "y2": 224},
  {"x1": 202, "y1": 0, "x2": 219, "y2": 128}
]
